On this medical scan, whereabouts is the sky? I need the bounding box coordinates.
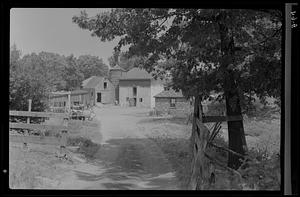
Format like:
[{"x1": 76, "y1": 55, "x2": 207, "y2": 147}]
[{"x1": 10, "y1": 8, "x2": 119, "y2": 66}]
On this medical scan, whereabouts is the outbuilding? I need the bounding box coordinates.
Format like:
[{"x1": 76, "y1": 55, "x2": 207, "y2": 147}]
[
  {"x1": 154, "y1": 88, "x2": 192, "y2": 116},
  {"x1": 82, "y1": 76, "x2": 114, "y2": 105},
  {"x1": 49, "y1": 89, "x2": 93, "y2": 112}
]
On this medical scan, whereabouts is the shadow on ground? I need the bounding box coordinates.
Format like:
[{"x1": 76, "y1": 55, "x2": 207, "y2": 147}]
[
  {"x1": 71, "y1": 137, "x2": 181, "y2": 189},
  {"x1": 137, "y1": 117, "x2": 188, "y2": 125}
]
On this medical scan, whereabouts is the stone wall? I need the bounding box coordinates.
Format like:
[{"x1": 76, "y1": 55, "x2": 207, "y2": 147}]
[{"x1": 155, "y1": 97, "x2": 192, "y2": 117}]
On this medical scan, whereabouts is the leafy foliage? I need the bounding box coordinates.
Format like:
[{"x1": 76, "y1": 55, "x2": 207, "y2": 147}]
[
  {"x1": 77, "y1": 55, "x2": 109, "y2": 79},
  {"x1": 73, "y1": 8, "x2": 281, "y2": 103},
  {"x1": 237, "y1": 148, "x2": 280, "y2": 190},
  {"x1": 108, "y1": 50, "x2": 145, "y2": 71},
  {"x1": 206, "y1": 135, "x2": 280, "y2": 190},
  {"x1": 9, "y1": 45, "x2": 109, "y2": 111}
]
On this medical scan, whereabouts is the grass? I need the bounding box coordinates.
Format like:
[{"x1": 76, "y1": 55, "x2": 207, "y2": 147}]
[
  {"x1": 148, "y1": 137, "x2": 192, "y2": 189},
  {"x1": 9, "y1": 164, "x2": 40, "y2": 189}
]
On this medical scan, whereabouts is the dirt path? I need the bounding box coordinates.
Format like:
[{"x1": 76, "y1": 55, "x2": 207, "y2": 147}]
[{"x1": 58, "y1": 106, "x2": 181, "y2": 189}]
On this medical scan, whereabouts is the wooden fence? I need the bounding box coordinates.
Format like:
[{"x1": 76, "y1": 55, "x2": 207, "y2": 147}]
[
  {"x1": 9, "y1": 110, "x2": 69, "y2": 149},
  {"x1": 189, "y1": 96, "x2": 244, "y2": 190}
]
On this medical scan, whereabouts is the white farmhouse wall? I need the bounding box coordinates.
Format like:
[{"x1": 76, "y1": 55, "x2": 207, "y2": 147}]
[
  {"x1": 136, "y1": 85, "x2": 151, "y2": 108},
  {"x1": 119, "y1": 85, "x2": 131, "y2": 107},
  {"x1": 150, "y1": 79, "x2": 164, "y2": 108}
]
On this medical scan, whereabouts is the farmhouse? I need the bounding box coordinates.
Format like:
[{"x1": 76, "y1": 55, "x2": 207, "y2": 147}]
[
  {"x1": 154, "y1": 88, "x2": 192, "y2": 116},
  {"x1": 81, "y1": 76, "x2": 114, "y2": 105},
  {"x1": 118, "y1": 67, "x2": 164, "y2": 108}
]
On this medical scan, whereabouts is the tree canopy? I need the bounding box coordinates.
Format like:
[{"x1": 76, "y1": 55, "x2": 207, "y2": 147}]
[
  {"x1": 9, "y1": 46, "x2": 109, "y2": 111},
  {"x1": 108, "y1": 50, "x2": 145, "y2": 71},
  {"x1": 73, "y1": 9, "x2": 281, "y2": 103}
]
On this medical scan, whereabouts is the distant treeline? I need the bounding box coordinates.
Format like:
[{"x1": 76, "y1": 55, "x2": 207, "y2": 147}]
[{"x1": 9, "y1": 44, "x2": 109, "y2": 111}]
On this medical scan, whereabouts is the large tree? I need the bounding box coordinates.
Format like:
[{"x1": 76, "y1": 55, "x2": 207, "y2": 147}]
[
  {"x1": 10, "y1": 47, "x2": 49, "y2": 111},
  {"x1": 108, "y1": 50, "x2": 144, "y2": 71},
  {"x1": 76, "y1": 55, "x2": 109, "y2": 78},
  {"x1": 63, "y1": 54, "x2": 85, "y2": 90},
  {"x1": 73, "y1": 8, "x2": 281, "y2": 169}
]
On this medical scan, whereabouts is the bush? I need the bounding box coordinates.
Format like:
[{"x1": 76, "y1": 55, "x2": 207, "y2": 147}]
[
  {"x1": 204, "y1": 135, "x2": 280, "y2": 190},
  {"x1": 67, "y1": 136, "x2": 101, "y2": 159},
  {"x1": 236, "y1": 148, "x2": 280, "y2": 190}
]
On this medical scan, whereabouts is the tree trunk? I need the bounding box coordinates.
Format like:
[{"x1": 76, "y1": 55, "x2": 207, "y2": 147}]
[{"x1": 217, "y1": 11, "x2": 247, "y2": 169}]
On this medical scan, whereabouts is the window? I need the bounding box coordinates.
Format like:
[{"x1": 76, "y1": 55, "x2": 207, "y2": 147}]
[
  {"x1": 91, "y1": 92, "x2": 93, "y2": 96},
  {"x1": 126, "y1": 97, "x2": 129, "y2": 101},
  {"x1": 133, "y1": 87, "x2": 137, "y2": 96},
  {"x1": 170, "y1": 98, "x2": 176, "y2": 108},
  {"x1": 140, "y1": 98, "x2": 143, "y2": 102},
  {"x1": 104, "y1": 82, "x2": 107, "y2": 89},
  {"x1": 164, "y1": 86, "x2": 170, "y2": 91},
  {"x1": 63, "y1": 101, "x2": 66, "y2": 107}
]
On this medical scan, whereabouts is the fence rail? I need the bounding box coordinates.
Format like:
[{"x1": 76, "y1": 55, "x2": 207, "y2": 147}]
[
  {"x1": 189, "y1": 96, "x2": 245, "y2": 190},
  {"x1": 9, "y1": 123, "x2": 68, "y2": 131},
  {"x1": 202, "y1": 115, "x2": 243, "y2": 123},
  {"x1": 9, "y1": 105, "x2": 69, "y2": 150},
  {"x1": 10, "y1": 110, "x2": 68, "y2": 118}
]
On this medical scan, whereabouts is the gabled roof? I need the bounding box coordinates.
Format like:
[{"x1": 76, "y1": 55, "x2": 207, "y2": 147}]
[
  {"x1": 109, "y1": 65, "x2": 125, "y2": 71},
  {"x1": 82, "y1": 76, "x2": 103, "y2": 88},
  {"x1": 119, "y1": 67, "x2": 152, "y2": 80},
  {"x1": 154, "y1": 88, "x2": 185, "y2": 98},
  {"x1": 71, "y1": 89, "x2": 89, "y2": 95}
]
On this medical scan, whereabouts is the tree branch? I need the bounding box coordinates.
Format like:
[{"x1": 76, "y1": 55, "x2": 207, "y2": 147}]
[{"x1": 255, "y1": 26, "x2": 282, "y2": 46}]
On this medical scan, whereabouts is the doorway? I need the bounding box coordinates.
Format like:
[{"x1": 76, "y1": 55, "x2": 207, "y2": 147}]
[
  {"x1": 97, "y1": 93, "x2": 101, "y2": 103},
  {"x1": 133, "y1": 87, "x2": 137, "y2": 97}
]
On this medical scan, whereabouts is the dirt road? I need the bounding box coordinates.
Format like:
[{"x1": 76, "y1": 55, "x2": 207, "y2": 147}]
[{"x1": 57, "y1": 106, "x2": 186, "y2": 190}]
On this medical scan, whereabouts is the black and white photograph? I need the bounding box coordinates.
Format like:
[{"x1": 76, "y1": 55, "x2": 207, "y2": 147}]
[{"x1": 5, "y1": 5, "x2": 295, "y2": 192}]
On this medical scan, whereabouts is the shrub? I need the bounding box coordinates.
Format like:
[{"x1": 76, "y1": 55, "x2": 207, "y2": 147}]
[
  {"x1": 204, "y1": 135, "x2": 280, "y2": 190},
  {"x1": 67, "y1": 136, "x2": 101, "y2": 159},
  {"x1": 236, "y1": 148, "x2": 280, "y2": 190}
]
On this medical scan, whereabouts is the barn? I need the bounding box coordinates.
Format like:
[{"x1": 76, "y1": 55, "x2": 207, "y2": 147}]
[
  {"x1": 154, "y1": 88, "x2": 192, "y2": 116},
  {"x1": 82, "y1": 76, "x2": 115, "y2": 105},
  {"x1": 118, "y1": 67, "x2": 164, "y2": 108}
]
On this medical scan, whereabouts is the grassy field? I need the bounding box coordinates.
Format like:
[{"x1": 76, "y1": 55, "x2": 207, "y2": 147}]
[{"x1": 9, "y1": 118, "x2": 101, "y2": 189}]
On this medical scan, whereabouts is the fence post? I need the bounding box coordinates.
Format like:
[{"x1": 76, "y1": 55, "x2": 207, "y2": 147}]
[
  {"x1": 59, "y1": 117, "x2": 69, "y2": 157},
  {"x1": 27, "y1": 99, "x2": 32, "y2": 124},
  {"x1": 189, "y1": 96, "x2": 213, "y2": 190},
  {"x1": 23, "y1": 99, "x2": 32, "y2": 149},
  {"x1": 189, "y1": 95, "x2": 200, "y2": 189},
  {"x1": 68, "y1": 92, "x2": 71, "y2": 113}
]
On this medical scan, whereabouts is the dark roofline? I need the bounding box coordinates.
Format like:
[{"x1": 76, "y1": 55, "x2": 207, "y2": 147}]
[
  {"x1": 119, "y1": 78, "x2": 151, "y2": 81},
  {"x1": 154, "y1": 95, "x2": 185, "y2": 98},
  {"x1": 109, "y1": 65, "x2": 125, "y2": 71}
]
